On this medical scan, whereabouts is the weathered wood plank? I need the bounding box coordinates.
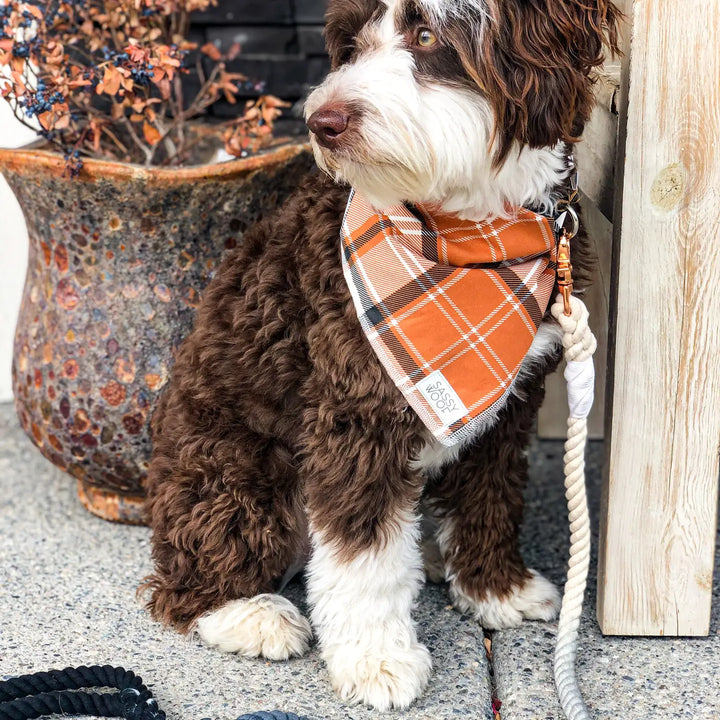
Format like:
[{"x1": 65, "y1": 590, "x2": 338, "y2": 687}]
[
  {"x1": 597, "y1": 0, "x2": 720, "y2": 636},
  {"x1": 575, "y1": 67, "x2": 621, "y2": 219}
]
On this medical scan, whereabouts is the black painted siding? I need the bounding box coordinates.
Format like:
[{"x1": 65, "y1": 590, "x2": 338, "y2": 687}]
[{"x1": 190, "y1": 0, "x2": 330, "y2": 120}]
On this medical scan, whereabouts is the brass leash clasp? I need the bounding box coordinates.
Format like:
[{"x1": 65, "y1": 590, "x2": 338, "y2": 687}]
[
  {"x1": 556, "y1": 229, "x2": 574, "y2": 317},
  {"x1": 554, "y1": 203, "x2": 579, "y2": 317}
]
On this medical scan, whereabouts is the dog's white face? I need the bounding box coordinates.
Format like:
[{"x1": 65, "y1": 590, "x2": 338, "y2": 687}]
[
  {"x1": 305, "y1": 0, "x2": 618, "y2": 218},
  {"x1": 305, "y1": 0, "x2": 506, "y2": 216}
]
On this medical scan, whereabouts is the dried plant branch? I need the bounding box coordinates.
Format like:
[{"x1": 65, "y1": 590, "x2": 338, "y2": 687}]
[
  {"x1": 0, "y1": 0, "x2": 286, "y2": 174},
  {"x1": 121, "y1": 115, "x2": 154, "y2": 165}
]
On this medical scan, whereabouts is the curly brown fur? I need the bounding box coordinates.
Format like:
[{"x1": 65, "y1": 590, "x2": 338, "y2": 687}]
[
  {"x1": 143, "y1": 174, "x2": 349, "y2": 630},
  {"x1": 144, "y1": 172, "x2": 436, "y2": 626},
  {"x1": 446, "y1": 0, "x2": 621, "y2": 164}
]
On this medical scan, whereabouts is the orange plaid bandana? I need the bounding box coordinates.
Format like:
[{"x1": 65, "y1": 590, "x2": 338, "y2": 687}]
[{"x1": 341, "y1": 190, "x2": 558, "y2": 446}]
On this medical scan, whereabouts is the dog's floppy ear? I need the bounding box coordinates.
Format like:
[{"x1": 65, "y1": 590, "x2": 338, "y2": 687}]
[
  {"x1": 449, "y1": 0, "x2": 622, "y2": 164},
  {"x1": 324, "y1": 0, "x2": 381, "y2": 69}
]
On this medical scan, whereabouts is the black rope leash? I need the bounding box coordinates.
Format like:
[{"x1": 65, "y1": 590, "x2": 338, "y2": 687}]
[
  {"x1": 0, "y1": 666, "x2": 162, "y2": 720},
  {"x1": 0, "y1": 666, "x2": 303, "y2": 720}
]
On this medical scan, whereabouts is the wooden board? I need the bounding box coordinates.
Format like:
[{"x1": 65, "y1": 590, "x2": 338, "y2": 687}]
[
  {"x1": 597, "y1": 0, "x2": 720, "y2": 636},
  {"x1": 575, "y1": 66, "x2": 622, "y2": 220}
]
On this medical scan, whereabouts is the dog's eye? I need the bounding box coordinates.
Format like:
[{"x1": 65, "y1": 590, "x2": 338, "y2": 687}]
[{"x1": 415, "y1": 28, "x2": 438, "y2": 48}]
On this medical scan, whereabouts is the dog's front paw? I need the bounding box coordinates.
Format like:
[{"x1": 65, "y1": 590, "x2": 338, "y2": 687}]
[
  {"x1": 452, "y1": 569, "x2": 560, "y2": 630},
  {"x1": 196, "y1": 594, "x2": 312, "y2": 660},
  {"x1": 325, "y1": 639, "x2": 432, "y2": 710}
]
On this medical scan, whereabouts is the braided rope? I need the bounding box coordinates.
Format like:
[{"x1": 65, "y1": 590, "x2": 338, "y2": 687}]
[
  {"x1": 0, "y1": 666, "x2": 143, "y2": 702},
  {"x1": 0, "y1": 666, "x2": 163, "y2": 720},
  {"x1": 554, "y1": 416, "x2": 592, "y2": 720},
  {"x1": 0, "y1": 690, "x2": 124, "y2": 719},
  {"x1": 0, "y1": 665, "x2": 304, "y2": 720},
  {"x1": 550, "y1": 295, "x2": 597, "y2": 720}
]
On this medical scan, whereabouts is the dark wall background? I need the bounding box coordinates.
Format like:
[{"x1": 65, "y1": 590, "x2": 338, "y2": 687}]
[{"x1": 190, "y1": 0, "x2": 330, "y2": 123}]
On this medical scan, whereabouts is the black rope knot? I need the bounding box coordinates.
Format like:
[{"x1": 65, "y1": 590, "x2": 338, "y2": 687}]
[{"x1": 120, "y1": 687, "x2": 164, "y2": 720}]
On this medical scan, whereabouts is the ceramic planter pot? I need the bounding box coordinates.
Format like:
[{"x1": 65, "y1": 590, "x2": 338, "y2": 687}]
[{"x1": 1, "y1": 142, "x2": 312, "y2": 524}]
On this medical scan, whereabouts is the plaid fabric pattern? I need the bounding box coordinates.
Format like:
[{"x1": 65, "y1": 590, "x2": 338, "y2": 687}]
[{"x1": 341, "y1": 190, "x2": 558, "y2": 446}]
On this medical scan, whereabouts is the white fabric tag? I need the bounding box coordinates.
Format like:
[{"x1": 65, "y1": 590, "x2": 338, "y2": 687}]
[
  {"x1": 417, "y1": 370, "x2": 469, "y2": 427},
  {"x1": 564, "y1": 358, "x2": 595, "y2": 420}
]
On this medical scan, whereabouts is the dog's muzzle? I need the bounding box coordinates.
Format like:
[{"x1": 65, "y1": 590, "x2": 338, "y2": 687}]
[{"x1": 306, "y1": 105, "x2": 350, "y2": 149}]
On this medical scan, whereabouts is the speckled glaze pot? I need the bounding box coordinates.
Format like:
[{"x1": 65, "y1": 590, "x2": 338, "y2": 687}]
[{"x1": 1, "y1": 142, "x2": 312, "y2": 524}]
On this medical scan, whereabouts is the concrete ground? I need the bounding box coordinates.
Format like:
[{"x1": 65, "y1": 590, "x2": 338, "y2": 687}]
[{"x1": 0, "y1": 401, "x2": 718, "y2": 720}]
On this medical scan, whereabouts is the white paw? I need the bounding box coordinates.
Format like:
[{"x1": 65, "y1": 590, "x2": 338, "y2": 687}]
[
  {"x1": 325, "y1": 639, "x2": 432, "y2": 710},
  {"x1": 452, "y1": 569, "x2": 561, "y2": 630},
  {"x1": 196, "y1": 594, "x2": 312, "y2": 660}
]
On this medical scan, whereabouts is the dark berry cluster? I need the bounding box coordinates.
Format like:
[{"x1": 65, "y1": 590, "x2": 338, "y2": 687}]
[
  {"x1": 130, "y1": 65, "x2": 154, "y2": 85},
  {"x1": 10, "y1": 34, "x2": 41, "y2": 57},
  {"x1": 19, "y1": 8, "x2": 34, "y2": 28},
  {"x1": 12, "y1": 40, "x2": 31, "y2": 58},
  {"x1": 101, "y1": 46, "x2": 157, "y2": 85},
  {"x1": 102, "y1": 46, "x2": 129, "y2": 64},
  {"x1": 18, "y1": 80, "x2": 66, "y2": 118},
  {"x1": 84, "y1": 68, "x2": 100, "y2": 91},
  {"x1": 0, "y1": 2, "x2": 12, "y2": 38}
]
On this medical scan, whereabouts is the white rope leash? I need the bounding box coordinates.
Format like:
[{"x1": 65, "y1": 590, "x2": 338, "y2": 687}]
[{"x1": 550, "y1": 293, "x2": 597, "y2": 720}]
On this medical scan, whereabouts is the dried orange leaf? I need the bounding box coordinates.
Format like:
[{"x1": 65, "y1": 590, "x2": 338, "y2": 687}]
[
  {"x1": 10, "y1": 70, "x2": 26, "y2": 94},
  {"x1": 143, "y1": 121, "x2": 162, "y2": 146},
  {"x1": 99, "y1": 66, "x2": 121, "y2": 96},
  {"x1": 37, "y1": 111, "x2": 52, "y2": 130},
  {"x1": 201, "y1": 42, "x2": 222, "y2": 61},
  {"x1": 54, "y1": 112, "x2": 70, "y2": 130}
]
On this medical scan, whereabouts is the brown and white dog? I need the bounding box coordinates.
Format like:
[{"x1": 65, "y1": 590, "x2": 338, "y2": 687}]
[{"x1": 143, "y1": 0, "x2": 619, "y2": 710}]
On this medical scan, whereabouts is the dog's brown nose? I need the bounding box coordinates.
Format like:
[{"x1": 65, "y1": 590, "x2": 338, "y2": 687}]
[{"x1": 307, "y1": 107, "x2": 349, "y2": 148}]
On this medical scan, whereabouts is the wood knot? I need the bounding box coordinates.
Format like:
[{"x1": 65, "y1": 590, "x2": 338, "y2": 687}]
[{"x1": 650, "y1": 163, "x2": 686, "y2": 211}]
